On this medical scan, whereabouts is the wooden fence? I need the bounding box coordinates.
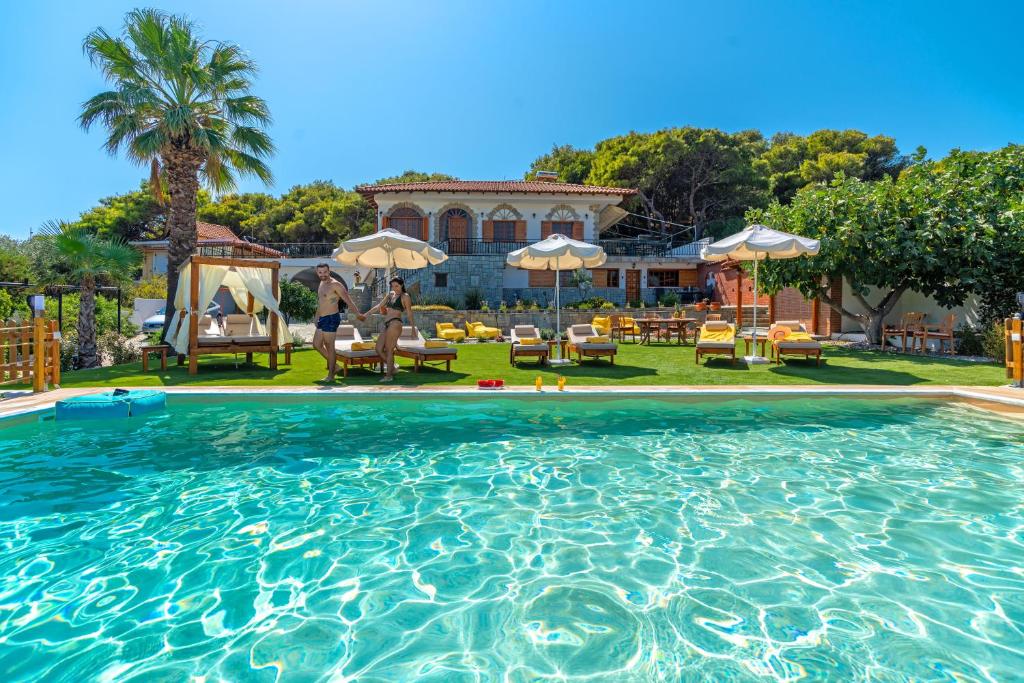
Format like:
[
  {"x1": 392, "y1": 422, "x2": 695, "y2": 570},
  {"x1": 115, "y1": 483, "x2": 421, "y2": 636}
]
[
  {"x1": 1005, "y1": 318, "x2": 1023, "y2": 387},
  {"x1": 0, "y1": 318, "x2": 60, "y2": 392}
]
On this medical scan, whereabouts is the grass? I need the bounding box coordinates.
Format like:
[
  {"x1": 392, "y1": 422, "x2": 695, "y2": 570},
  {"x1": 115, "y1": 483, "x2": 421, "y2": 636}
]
[{"x1": 50, "y1": 341, "x2": 1007, "y2": 388}]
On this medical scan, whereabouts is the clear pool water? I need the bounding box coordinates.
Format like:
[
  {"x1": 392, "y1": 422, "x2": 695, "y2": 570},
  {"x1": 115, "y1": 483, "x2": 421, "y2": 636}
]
[{"x1": 1, "y1": 395, "x2": 1022, "y2": 681}]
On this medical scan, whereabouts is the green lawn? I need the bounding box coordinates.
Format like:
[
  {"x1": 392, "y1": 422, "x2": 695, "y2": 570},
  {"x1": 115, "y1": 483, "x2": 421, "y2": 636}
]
[{"x1": 52, "y1": 341, "x2": 1006, "y2": 388}]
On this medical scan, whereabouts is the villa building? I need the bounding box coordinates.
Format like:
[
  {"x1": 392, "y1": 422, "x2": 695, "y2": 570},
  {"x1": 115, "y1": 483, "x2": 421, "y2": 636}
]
[{"x1": 357, "y1": 179, "x2": 707, "y2": 306}]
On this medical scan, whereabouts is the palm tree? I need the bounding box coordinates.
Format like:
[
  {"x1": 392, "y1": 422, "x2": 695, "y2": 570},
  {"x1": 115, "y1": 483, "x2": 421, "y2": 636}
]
[
  {"x1": 43, "y1": 222, "x2": 140, "y2": 369},
  {"x1": 79, "y1": 9, "x2": 274, "y2": 339}
]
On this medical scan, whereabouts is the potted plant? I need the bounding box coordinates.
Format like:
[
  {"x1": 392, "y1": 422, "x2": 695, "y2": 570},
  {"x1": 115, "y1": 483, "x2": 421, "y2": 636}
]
[
  {"x1": 709, "y1": 300, "x2": 722, "y2": 311},
  {"x1": 695, "y1": 298, "x2": 708, "y2": 312}
]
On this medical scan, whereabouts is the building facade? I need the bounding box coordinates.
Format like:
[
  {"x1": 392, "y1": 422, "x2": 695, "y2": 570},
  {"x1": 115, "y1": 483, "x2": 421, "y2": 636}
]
[{"x1": 358, "y1": 179, "x2": 707, "y2": 307}]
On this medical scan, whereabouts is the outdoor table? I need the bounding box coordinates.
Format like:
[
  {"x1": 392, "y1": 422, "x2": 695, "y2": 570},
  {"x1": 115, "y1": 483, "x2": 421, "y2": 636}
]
[
  {"x1": 636, "y1": 318, "x2": 698, "y2": 345},
  {"x1": 140, "y1": 344, "x2": 170, "y2": 371},
  {"x1": 546, "y1": 339, "x2": 568, "y2": 359},
  {"x1": 738, "y1": 328, "x2": 771, "y2": 356}
]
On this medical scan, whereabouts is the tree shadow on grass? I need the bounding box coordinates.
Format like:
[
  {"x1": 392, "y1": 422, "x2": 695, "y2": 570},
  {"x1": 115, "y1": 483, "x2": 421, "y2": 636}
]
[{"x1": 767, "y1": 359, "x2": 928, "y2": 385}]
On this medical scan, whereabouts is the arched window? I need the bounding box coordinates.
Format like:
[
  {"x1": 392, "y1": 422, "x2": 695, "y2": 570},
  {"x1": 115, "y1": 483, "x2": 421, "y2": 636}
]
[
  {"x1": 389, "y1": 207, "x2": 422, "y2": 238},
  {"x1": 440, "y1": 208, "x2": 471, "y2": 253},
  {"x1": 492, "y1": 207, "x2": 518, "y2": 242},
  {"x1": 548, "y1": 206, "x2": 577, "y2": 236}
]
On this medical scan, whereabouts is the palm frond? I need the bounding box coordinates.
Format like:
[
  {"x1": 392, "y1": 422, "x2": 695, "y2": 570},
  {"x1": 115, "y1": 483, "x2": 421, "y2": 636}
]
[
  {"x1": 231, "y1": 126, "x2": 275, "y2": 157},
  {"x1": 224, "y1": 149, "x2": 273, "y2": 185}
]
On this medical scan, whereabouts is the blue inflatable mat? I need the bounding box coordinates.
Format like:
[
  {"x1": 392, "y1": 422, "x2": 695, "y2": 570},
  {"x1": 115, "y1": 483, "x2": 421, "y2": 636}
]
[{"x1": 55, "y1": 390, "x2": 166, "y2": 421}]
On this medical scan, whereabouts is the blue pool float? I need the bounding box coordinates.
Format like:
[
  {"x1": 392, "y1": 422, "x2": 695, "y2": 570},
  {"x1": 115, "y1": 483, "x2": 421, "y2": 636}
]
[{"x1": 55, "y1": 389, "x2": 166, "y2": 421}]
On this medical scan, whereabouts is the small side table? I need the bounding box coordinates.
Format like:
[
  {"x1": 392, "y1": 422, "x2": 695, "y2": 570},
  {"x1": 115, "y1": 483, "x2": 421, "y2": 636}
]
[
  {"x1": 547, "y1": 339, "x2": 568, "y2": 360},
  {"x1": 140, "y1": 344, "x2": 169, "y2": 371}
]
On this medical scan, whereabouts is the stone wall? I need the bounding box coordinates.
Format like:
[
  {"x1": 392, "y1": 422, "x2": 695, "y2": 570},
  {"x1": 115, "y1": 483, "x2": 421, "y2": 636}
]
[
  {"x1": 342, "y1": 305, "x2": 767, "y2": 338},
  {"x1": 408, "y1": 253, "x2": 506, "y2": 306}
]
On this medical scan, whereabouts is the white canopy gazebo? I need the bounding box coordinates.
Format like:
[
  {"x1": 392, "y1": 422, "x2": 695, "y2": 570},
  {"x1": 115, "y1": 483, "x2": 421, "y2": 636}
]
[
  {"x1": 507, "y1": 234, "x2": 607, "y2": 365},
  {"x1": 168, "y1": 256, "x2": 290, "y2": 374},
  {"x1": 701, "y1": 224, "x2": 820, "y2": 363}
]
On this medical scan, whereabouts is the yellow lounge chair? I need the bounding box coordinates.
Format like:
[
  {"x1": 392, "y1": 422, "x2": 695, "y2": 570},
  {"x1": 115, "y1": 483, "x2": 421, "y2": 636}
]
[
  {"x1": 435, "y1": 322, "x2": 466, "y2": 342},
  {"x1": 465, "y1": 321, "x2": 499, "y2": 340},
  {"x1": 768, "y1": 320, "x2": 821, "y2": 365},
  {"x1": 566, "y1": 324, "x2": 617, "y2": 363},
  {"x1": 592, "y1": 316, "x2": 611, "y2": 335},
  {"x1": 509, "y1": 324, "x2": 549, "y2": 366},
  {"x1": 695, "y1": 321, "x2": 736, "y2": 365}
]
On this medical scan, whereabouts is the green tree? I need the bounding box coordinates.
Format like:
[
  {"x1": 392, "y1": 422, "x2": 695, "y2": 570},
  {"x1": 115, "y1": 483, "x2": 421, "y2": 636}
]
[
  {"x1": 197, "y1": 191, "x2": 277, "y2": 238},
  {"x1": 76, "y1": 184, "x2": 165, "y2": 241},
  {"x1": 588, "y1": 127, "x2": 768, "y2": 240},
  {"x1": 373, "y1": 170, "x2": 457, "y2": 185},
  {"x1": 525, "y1": 144, "x2": 594, "y2": 184},
  {"x1": 759, "y1": 129, "x2": 907, "y2": 203},
  {"x1": 278, "y1": 279, "x2": 318, "y2": 323},
  {"x1": 0, "y1": 237, "x2": 32, "y2": 282},
  {"x1": 42, "y1": 221, "x2": 140, "y2": 368},
  {"x1": 80, "y1": 9, "x2": 274, "y2": 340},
  {"x1": 751, "y1": 147, "x2": 1020, "y2": 343}
]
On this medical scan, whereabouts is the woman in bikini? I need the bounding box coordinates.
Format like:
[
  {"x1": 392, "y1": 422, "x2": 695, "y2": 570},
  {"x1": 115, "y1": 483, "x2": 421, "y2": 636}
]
[{"x1": 366, "y1": 277, "x2": 415, "y2": 382}]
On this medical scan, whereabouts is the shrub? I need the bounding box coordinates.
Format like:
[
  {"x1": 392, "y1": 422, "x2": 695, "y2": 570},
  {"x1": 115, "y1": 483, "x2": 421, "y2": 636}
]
[
  {"x1": 279, "y1": 280, "x2": 318, "y2": 323},
  {"x1": 498, "y1": 301, "x2": 508, "y2": 312},
  {"x1": 981, "y1": 322, "x2": 1005, "y2": 360},
  {"x1": 955, "y1": 324, "x2": 984, "y2": 356},
  {"x1": 539, "y1": 328, "x2": 555, "y2": 341},
  {"x1": 131, "y1": 274, "x2": 167, "y2": 300},
  {"x1": 0, "y1": 289, "x2": 33, "y2": 322},
  {"x1": 291, "y1": 332, "x2": 306, "y2": 349},
  {"x1": 463, "y1": 289, "x2": 483, "y2": 310},
  {"x1": 566, "y1": 296, "x2": 612, "y2": 310},
  {"x1": 659, "y1": 292, "x2": 680, "y2": 307},
  {"x1": 480, "y1": 301, "x2": 490, "y2": 312},
  {"x1": 46, "y1": 293, "x2": 138, "y2": 338},
  {"x1": 417, "y1": 294, "x2": 459, "y2": 309},
  {"x1": 411, "y1": 304, "x2": 455, "y2": 311},
  {"x1": 59, "y1": 330, "x2": 79, "y2": 371},
  {"x1": 600, "y1": 301, "x2": 615, "y2": 310},
  {"x1": 98, "y1": 331, "x2": 141, "y2": 365}
]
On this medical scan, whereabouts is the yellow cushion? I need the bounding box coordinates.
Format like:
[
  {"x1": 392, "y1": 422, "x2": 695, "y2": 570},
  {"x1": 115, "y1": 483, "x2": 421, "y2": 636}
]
[
  {"x1": 586, "y1": 336, "x2": 611, "y2": 343},
  {"x1": 518, "y1": 337, "x2": 542, "y2": 345},
  {"x1": 782, "y1": 331, "x2": 814, "y2": 342},
  {"x1": 424, "y1": 340, "x2": 450, "y2": 349},
  {"x1": 436, "y1": 322, "x2": 455, "y2": 332},
  {"x1": 350, "y1": 341, "x2": 376, "y2": 351},
  {"x1": 699, "y1": 327, "x2": 734, "y2": 343},
  {"x1": 592, "y1": 317, "x2": 610, "y2": 334}
]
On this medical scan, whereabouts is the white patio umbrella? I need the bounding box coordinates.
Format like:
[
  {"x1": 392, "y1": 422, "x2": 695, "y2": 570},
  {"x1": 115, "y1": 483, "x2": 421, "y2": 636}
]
[
  {"x1": 507, "y1": 233, "x2": 607, "y2": 365},
  {"x1": 701, "y1": 224, "x2": 820, "y2": 364},
  {"x1": 331, "y1": 228, "x2": 448, "y2": 282}
]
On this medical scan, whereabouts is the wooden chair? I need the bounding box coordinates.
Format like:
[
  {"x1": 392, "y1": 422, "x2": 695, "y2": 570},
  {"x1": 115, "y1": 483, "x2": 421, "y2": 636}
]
[
  {"x1": 912, "y1": 314, "x2": 956, "y2": 354},
  {"x1": 706, "y1": 313, "x2": 723, "y2": 321},
  {"x1": 881, "y1": 312, "x2": 925, "y2": 351}
]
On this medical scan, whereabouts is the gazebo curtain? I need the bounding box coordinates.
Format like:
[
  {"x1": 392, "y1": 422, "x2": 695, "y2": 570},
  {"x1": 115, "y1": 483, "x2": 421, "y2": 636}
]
[
  {"x1": 170, "y1": 265, "x2": 229, "y2": 353},
  {"x1": 168, "y1": 264, "x2": 286, "y2": 353}
]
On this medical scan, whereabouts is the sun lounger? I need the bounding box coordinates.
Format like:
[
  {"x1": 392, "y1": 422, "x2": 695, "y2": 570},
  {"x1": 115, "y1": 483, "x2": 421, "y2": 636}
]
[
  {"x1": 510, "y1": 324, "x2": 549, "y2": 366},
  {"x1": 396, "y1": 326, "x2": 457, "y2": 372},
  {"x1": 334, "y1": 324, "x2": 382, "y2": 376},
  {"x1": 695, "y1": 321, "x2": 736, "y2": 365},
  {"x1": 566, "y1": 324, "x2": 617, "y2": 363},
  {"x1": 435, "y1": 322, "x2": 466, "y2": 342},
  {"x1": 768, "y1": 320, "x2": 822, "y2": 365}
]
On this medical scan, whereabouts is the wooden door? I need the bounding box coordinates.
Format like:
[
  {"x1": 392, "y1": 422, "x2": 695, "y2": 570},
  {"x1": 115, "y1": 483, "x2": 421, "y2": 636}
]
[
  {"x1": 447, "y1": 216, "x2": 468, "y2": 254},
  {"x1": 626, "y1": 269, "x2": 641, "y2": 305}
]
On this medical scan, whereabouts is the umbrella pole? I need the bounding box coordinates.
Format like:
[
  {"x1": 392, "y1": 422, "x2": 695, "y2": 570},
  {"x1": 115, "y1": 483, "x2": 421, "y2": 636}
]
[
  {"x1": 746, "y1": 255, "x2": 769, "y2": 364},
  {"x1": 555, "y1": 256, "x2": 561, "y2": 361}
]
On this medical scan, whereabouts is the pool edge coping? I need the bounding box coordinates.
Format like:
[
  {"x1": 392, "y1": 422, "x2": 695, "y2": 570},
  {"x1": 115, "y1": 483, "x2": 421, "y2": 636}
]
[{"x1": 4, "y1": 385, "x2": 1024, "y2": 421}]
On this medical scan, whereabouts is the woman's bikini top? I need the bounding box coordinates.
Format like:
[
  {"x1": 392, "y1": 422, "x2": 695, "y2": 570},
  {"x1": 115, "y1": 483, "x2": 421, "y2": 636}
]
[{"x1": 383, "y1": 292, "x2": 405, "y2": 318}]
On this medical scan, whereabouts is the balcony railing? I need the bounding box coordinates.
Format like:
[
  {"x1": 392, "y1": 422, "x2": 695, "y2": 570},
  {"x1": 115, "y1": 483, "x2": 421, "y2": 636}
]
[
  {"x1": 597, "y1": 239, "x2": 671, "y2": 256},
  {"x1": 431, "y1": 238, "x2": 530, "y2": 255},
  {"x1": 243, "y1": 242, "x2": 337, "y2": 258}
]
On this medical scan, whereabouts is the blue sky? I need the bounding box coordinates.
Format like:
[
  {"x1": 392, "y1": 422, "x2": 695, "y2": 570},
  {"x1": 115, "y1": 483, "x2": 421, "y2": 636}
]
[{"x1": 1, "y1": 0, "x2": 1021, "y2": 238}]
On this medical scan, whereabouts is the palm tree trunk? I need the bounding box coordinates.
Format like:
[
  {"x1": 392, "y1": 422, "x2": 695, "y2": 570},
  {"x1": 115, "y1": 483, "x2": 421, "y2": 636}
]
[
  {"x1": 161, "y1": 148, "x2": 204, "y2": 342},
  {"x1": 77, "y1": 274, "x2": 99, "y2": 368}
]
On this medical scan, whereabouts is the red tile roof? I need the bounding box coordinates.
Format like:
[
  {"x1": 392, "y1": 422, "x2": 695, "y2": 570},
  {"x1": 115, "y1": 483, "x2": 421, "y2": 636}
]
[
  {"x1": 356, "y1": 180, "x2": 637, "y2": 206},
  {"x1": 196, "y1": 222, "x2": 241, "y2": 241}
]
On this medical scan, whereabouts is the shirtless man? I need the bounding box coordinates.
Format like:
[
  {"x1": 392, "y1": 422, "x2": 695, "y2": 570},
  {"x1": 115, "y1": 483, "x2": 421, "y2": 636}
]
[{"x1": 313, "y1": 263, "x2": 363, "y2": 382}]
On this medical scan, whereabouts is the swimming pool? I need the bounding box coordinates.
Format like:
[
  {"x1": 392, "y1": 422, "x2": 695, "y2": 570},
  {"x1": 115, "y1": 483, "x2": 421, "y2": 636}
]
[{"x1": 1, "y1": 395, "x2": 1022, "y2": 680}]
